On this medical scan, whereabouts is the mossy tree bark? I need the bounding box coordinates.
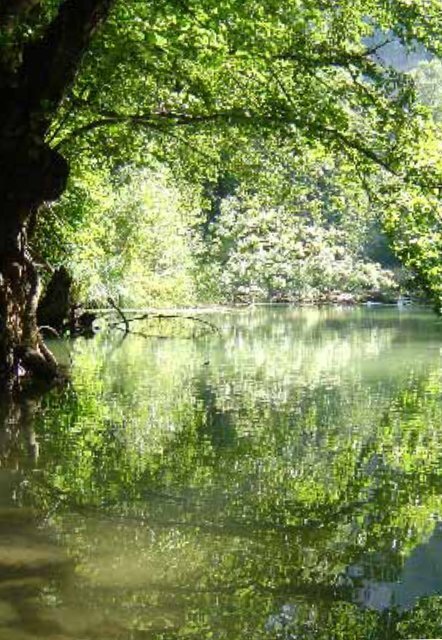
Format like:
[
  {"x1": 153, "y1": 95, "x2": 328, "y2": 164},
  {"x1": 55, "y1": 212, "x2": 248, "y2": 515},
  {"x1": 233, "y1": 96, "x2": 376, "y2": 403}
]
[{"x1": 0, "y1": 0, "x2": 113, "y2": 391}]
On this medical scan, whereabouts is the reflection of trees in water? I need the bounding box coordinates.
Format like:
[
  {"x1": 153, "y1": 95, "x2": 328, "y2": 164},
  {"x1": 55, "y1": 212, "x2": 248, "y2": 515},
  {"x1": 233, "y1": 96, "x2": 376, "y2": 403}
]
[
  {"x1": 21, "y1": 377, "x2": 442, "y2": 635},
  {"x1": 0, "y1": 394, "x2": 40, "y2": 469},
  {"x1": 192, "y1": 377, "x2": 238, "y2": 449},
  {"x1": 0, "y1": 394, "x2": 87, "y2": 639},
  {"x1": 1, "y1": 309, "x2": 442, "y2": 638}
]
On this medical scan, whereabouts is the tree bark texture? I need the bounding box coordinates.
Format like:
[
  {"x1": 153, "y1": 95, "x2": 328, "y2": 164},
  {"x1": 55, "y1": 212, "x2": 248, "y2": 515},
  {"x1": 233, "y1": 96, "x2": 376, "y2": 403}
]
[
  {"x1": 0, "y1": 141, "x2": 68, "y2": 387},
  {"x1": 0, "y1": 0, "x2": 114, "y2": 390}
]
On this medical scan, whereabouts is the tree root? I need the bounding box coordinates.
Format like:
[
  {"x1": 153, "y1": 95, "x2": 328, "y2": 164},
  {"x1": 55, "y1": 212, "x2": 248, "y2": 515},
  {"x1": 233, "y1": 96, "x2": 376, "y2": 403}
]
[{"x1": 15, "y1": 342, "x2": 58, "y2": 380}]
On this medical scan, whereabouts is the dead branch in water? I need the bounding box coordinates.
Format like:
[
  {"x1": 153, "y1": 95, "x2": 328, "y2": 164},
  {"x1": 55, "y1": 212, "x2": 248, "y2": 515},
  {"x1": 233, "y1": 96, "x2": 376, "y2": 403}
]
[
  {"x1": 108, "y1": 311, "x2": 220, "y2": 334},
  {"x1": 107, "y1": 297, "x2": 130, "y2": 334}
]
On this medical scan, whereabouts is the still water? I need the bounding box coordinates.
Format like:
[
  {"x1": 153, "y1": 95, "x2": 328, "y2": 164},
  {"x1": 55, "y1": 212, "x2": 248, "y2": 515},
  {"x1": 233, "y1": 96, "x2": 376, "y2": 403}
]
[{"x1": 1, "y1": 306, "x2": 442, "y2": 639}]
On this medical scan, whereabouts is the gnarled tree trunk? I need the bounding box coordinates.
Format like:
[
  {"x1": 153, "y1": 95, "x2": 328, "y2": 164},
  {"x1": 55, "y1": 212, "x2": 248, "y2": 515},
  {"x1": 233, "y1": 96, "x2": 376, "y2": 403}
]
[
  {"x1": 0, "y1": 0, "x2": 114, "y2": 391},
  {"x1": 0, "y1": 141, "x2": 68, "y2": 388}
]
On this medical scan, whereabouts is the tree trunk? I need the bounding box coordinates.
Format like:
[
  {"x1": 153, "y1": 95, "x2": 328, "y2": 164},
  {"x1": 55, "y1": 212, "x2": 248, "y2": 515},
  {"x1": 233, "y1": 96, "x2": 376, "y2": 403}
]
[
  {"x1": 0, "y1": 140, "x2": 69, "y2": 391},
  {"x1": 0, "y1": 0, "x2": 114, "y2": 391}
]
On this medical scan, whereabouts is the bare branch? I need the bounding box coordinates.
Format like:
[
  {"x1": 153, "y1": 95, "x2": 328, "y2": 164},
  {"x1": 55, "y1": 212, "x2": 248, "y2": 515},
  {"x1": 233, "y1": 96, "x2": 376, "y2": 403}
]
[
  {"x1": 107, "y1": 296, "x2": 129, "y2": 334},
  {"x1": 109, "y1": 311, "x2": 220, "y2": 334}
]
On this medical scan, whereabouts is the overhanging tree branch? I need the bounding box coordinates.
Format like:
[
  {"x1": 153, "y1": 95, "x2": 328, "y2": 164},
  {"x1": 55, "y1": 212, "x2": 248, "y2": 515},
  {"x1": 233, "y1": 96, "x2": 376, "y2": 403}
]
[
  {"x1": 54, "y1": 105, "x2": 400, "y2": 175},
  {"x1": 18, "y1": 0, "x2": 115, "y2": 132},
  {"x1": 56, "y1": 103, "x2": 442, "y2": 192},
  {"x1": 53, "y1": 110, "x2": 254, "y2": 149},
  {"x1": 277, "y1": 41, "x2": 393, "y2": 76}
]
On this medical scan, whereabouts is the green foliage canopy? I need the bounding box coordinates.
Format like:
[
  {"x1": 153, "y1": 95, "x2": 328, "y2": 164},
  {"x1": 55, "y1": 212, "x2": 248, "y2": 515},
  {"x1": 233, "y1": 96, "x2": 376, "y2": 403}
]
[
  {"x1": 8, "y1": 0, "x2": 441, "y2": 307},
  {"x1": 45, "y1": 0, "x2": 440, "y2": 180}
]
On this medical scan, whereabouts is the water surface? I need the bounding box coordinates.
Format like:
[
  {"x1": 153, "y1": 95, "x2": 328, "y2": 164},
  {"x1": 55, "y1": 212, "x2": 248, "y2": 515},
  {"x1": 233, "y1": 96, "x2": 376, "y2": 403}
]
[{"x1": 1, "y1": 306, "x2": 442, "y2": 639}]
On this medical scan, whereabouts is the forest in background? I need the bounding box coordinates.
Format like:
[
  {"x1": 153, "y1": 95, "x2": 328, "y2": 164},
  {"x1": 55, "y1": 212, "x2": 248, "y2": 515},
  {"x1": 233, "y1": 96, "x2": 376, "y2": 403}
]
[{"x1": 33, "y1": 56, "x2": 442, "y2": 308}]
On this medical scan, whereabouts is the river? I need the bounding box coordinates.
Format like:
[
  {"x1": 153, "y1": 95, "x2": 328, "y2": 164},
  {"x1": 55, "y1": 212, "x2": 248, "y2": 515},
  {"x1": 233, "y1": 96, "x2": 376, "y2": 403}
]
[{"x1": 1, "y1": 306, "x2": 442, "y2": 639}]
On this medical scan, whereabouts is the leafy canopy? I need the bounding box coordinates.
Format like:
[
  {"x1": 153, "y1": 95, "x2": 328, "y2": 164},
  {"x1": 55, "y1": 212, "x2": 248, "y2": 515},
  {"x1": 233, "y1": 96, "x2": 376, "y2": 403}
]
[
  {"x1": 47, "y1": 0, "x2": 440, "y2": 177},
  {"x1": 6, "y1": 0, "x2": 442, "y2": 306}
]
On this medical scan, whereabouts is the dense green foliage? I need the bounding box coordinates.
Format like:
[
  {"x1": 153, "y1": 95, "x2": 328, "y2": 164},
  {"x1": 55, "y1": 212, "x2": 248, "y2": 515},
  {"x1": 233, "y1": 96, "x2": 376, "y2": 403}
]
[
  {"x1": 2, "y1": 4, "x2": 442, "y2": 636},
  {"x1": 36, "y1": 150, "x2": 403, "y2": 306},
  {"x1": 37, "y1": 165, "x2": 202, "y2": 306},
  {"x1": 23, "y1": 0, "x2": 442, "y2": 309},
  {"x1": 379, "y1": 58, "x2": 442, "y2": 309},
  {"x1": 199, "y1": 152, "x2": 401, "y2": 303}
]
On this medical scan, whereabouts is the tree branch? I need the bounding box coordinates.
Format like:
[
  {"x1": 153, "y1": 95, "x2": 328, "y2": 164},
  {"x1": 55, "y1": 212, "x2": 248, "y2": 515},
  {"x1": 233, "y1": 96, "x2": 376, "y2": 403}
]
[
  {"x1": 53, "y1": 110, "x2": 252, "y2": 149},
  {"x1": 277, "y1": 44, "x2": 389, "y2": 75},
  {"x1": 18, "y1": 0, "x2": 115, "y2": 132},
  {"x1": 54, "y1": 105, "x2": 402, "y2": 178},
  {"x1": 53, "y1": 100, "x2": 442, "y2": 192},
  {"x1": 317, "y1": 125, "x2": 397, "y2": 175},
  {"x1": 107, "y1": 296, "x2": 129, "y2": 334},
  {"x1": 109, "y1": 311, "x2": 220, "y2": 335}
]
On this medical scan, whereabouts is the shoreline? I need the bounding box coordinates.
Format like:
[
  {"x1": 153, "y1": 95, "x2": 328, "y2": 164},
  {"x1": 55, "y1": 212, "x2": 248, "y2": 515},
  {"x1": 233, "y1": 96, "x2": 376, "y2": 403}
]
[{"x1": 88, "y1": 299, "x2": 426, "y2": 315}]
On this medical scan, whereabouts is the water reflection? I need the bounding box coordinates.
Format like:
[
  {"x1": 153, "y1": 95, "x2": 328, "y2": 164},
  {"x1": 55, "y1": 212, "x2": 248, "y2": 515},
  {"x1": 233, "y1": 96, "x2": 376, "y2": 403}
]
[
  {"x1": 355, "y1": 521, "x2": 442, "y2": 612},
  {"x1": 0, "y1": 307, "x2": 442, "y2": 638}
]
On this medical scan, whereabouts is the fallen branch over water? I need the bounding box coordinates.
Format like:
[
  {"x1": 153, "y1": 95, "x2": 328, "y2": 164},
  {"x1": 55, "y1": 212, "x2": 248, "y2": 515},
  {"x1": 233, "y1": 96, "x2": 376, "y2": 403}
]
[
  {"x1": 108, "y1": 310, "x2": 220, "y2": 335},
  {"x1": 107, "y1": 297, "x2": 130, "y2": 334}
]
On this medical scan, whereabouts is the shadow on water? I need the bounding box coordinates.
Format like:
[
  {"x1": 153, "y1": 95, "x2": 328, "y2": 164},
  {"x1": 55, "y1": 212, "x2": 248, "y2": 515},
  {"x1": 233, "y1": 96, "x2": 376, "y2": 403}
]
[{"x1": 1, "y1": 307, "x2": 442, "y2": 638}]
